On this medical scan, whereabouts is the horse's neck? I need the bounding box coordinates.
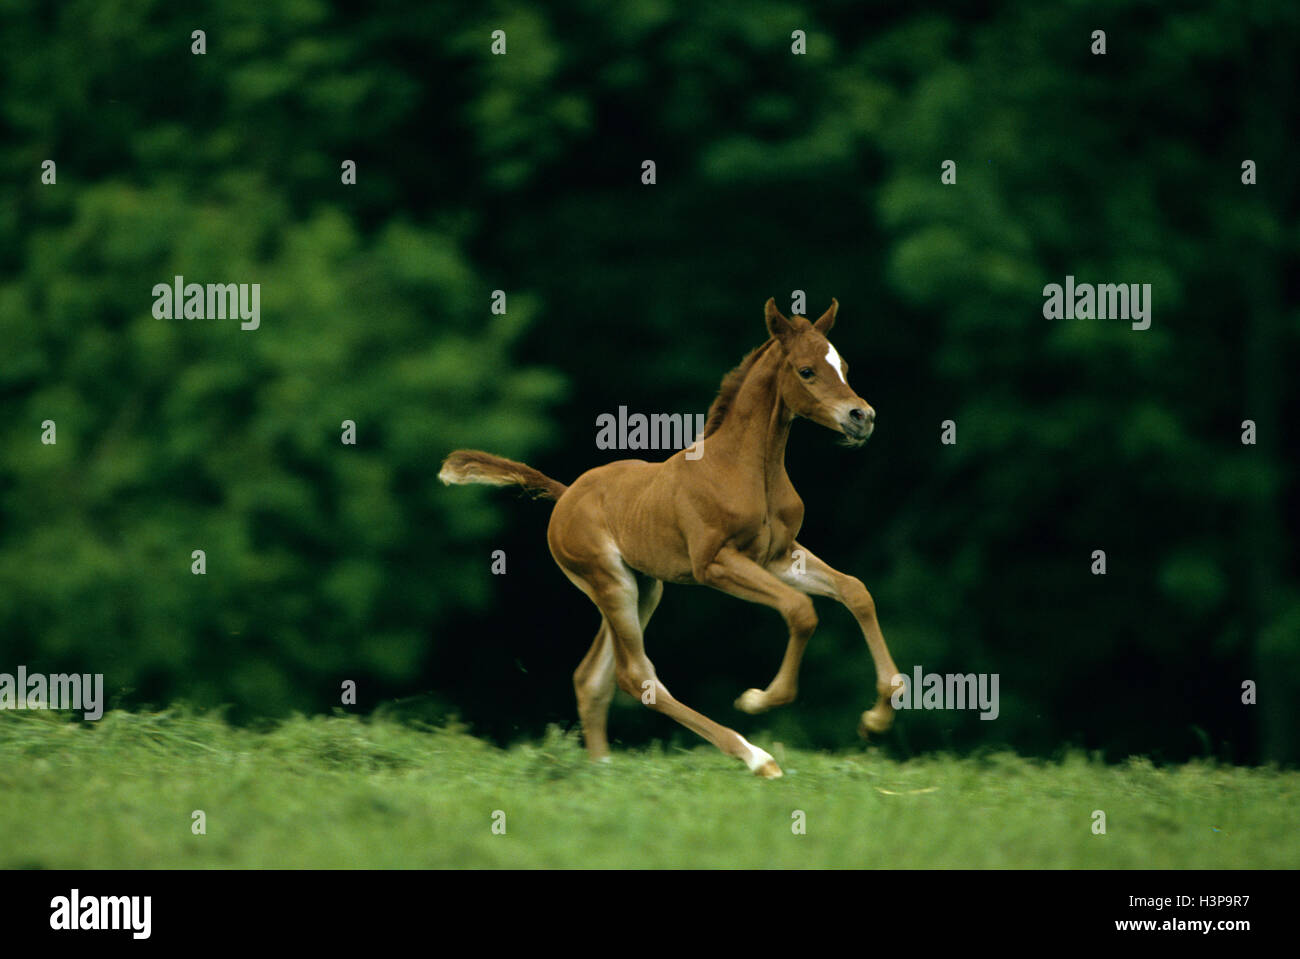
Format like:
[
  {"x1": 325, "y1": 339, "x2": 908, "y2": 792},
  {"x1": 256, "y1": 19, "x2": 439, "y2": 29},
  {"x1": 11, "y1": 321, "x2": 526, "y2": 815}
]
[{"x1": 706, "y1": 346, "x2": 792, "y2": 497}]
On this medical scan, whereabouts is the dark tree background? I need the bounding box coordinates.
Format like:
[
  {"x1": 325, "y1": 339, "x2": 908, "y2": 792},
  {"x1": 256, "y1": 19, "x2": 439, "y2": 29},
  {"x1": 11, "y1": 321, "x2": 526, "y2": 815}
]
[{"x1": 1, "y1": 0, "x2": 1296, "y2": 763}]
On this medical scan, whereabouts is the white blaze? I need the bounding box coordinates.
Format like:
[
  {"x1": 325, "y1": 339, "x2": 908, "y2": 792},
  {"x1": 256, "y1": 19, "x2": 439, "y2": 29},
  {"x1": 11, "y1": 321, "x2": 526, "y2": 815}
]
[{"x1": 825, "y1": 342, "x2": 847, "y2": 384}]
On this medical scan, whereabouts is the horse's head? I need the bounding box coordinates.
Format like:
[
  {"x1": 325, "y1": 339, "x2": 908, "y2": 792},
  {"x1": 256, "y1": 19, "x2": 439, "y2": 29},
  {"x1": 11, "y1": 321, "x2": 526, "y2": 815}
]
[{"x1": 764, "y1": 297, "x2": 875, "y2": 446}]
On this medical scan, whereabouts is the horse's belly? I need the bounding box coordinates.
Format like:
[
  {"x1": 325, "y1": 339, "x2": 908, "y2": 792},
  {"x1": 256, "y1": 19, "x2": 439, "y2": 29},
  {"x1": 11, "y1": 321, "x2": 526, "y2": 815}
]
[{"x1": 619, "y1": 532, "x2": 694, "y2": 583}]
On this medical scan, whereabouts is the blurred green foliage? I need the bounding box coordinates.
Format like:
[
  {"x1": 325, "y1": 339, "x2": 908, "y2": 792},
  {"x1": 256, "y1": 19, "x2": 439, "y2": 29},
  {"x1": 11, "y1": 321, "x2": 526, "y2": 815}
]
[{"x1": 0, "y1": 0, "x2": 1295, "y2": 761}]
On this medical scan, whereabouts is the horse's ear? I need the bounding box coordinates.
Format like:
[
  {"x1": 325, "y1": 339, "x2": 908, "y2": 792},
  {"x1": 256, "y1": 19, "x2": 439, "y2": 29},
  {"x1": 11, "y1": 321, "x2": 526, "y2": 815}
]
[
  {"x1": 813, "y1": 298, "x2": 838, "y2": 334},
  {"x1": 765, "y1": 298, "x2": 797, "y2": 344}
]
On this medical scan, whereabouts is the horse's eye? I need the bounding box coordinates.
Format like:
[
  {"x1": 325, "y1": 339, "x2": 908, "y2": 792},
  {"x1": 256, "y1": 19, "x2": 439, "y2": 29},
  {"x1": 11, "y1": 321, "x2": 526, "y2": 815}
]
[{"x1": 798, "y1": 367, "x2": 814, "y2": 379}]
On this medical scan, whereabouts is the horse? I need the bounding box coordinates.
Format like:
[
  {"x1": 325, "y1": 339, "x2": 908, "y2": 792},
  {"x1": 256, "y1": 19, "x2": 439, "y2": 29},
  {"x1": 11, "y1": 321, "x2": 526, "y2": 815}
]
[{"x1": 439, "y1": 298, "x2": 902, "y2": 777}]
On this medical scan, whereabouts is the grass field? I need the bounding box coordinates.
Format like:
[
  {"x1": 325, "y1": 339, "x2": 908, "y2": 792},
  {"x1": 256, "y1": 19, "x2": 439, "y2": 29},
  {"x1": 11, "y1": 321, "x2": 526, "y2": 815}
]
[{"x1": 1, "y1": 709, "x2": 1296, "y2": 869}]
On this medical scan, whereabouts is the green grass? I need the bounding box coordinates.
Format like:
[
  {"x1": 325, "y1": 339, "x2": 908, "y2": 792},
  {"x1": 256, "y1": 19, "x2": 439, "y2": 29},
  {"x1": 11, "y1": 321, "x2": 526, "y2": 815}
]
[{"x1": 1, "y1": 709, "x2": 1296, "y2": 868}]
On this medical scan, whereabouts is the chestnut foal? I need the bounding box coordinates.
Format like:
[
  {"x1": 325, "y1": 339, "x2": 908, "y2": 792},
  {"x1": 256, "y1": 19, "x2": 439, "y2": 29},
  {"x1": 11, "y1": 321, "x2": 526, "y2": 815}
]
[{"x1": 439, "y1": 298, "x2": 901, "y2": 777}]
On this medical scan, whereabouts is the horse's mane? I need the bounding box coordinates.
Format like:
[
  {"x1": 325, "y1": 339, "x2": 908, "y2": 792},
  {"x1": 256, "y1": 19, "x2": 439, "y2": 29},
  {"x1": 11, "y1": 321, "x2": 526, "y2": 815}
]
[{"x1": 703, "y1": 337, "x2": 776, "y2": 438}]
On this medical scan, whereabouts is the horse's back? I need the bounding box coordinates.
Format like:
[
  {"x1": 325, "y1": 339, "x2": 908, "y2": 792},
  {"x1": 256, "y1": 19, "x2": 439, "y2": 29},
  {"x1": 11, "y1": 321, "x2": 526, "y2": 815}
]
[{"x1": 547, "y1": 456, "x2": 694, "y2": 583}]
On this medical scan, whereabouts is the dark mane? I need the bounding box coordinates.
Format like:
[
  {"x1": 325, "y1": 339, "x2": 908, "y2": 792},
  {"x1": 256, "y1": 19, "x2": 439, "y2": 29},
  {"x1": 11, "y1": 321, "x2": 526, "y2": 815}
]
[{"x1": 703, "y1": 338, "x2": 775, "y2": 438}]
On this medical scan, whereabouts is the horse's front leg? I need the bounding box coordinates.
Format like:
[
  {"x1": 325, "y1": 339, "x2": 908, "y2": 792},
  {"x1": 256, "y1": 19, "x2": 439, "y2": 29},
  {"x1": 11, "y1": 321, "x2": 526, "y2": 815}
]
[
  {"x1": 695, "y1": 546, "x2": 819, "y2": 714},
  {"x1": 767, "y1": 542, "x2": 902, "y2": 737}
]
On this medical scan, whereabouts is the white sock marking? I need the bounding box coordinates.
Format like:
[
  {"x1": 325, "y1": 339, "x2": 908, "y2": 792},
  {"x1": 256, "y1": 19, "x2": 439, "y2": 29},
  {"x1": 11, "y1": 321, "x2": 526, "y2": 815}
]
[{"x1": 738, "y1": 735, "x2": 775, "y2": 772}]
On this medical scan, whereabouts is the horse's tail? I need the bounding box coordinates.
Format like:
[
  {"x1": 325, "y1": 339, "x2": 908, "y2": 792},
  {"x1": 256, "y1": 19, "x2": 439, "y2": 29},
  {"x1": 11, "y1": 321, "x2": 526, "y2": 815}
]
[{"x1": 438, "y1": 449, "x2": 568, "y2": 502}]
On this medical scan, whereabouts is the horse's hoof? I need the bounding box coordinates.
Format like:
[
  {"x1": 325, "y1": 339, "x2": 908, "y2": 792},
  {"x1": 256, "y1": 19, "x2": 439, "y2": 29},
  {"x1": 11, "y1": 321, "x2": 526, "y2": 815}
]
[
  {"x1": 734, "y1": 688, "x2": 769, "y2": 714},
  {"x1": 858, "y1": 707, "x2": 894, "y2": 739},
  {"x1": 754, "y1": 760, "x2": 784, "y2": 779}
]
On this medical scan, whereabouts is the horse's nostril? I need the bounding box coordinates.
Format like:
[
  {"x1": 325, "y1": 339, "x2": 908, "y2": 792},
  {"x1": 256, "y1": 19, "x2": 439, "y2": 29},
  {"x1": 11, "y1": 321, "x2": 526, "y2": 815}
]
[{"x1": 849, "y1": 408, "x2": 866, "y2": 422}]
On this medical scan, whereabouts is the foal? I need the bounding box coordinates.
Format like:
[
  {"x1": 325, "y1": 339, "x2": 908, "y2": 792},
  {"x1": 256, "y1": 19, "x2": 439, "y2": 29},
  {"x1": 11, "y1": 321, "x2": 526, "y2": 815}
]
[{"x1": 439, "y1": 298, "x2": 901, "y2": 777}]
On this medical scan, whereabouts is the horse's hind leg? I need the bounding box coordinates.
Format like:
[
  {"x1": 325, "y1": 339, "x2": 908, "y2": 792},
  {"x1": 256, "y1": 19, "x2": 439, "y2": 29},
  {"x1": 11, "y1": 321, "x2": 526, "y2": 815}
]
[
  {"x1": 561, "y1": 556, "x2": 780, "y2": 777},
  {"x1": 572, "y1": 574, "x2": 663, "y2": 761},
  {"x1": 573, "y1": 619, "x2": 616, "y2": 760}
]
